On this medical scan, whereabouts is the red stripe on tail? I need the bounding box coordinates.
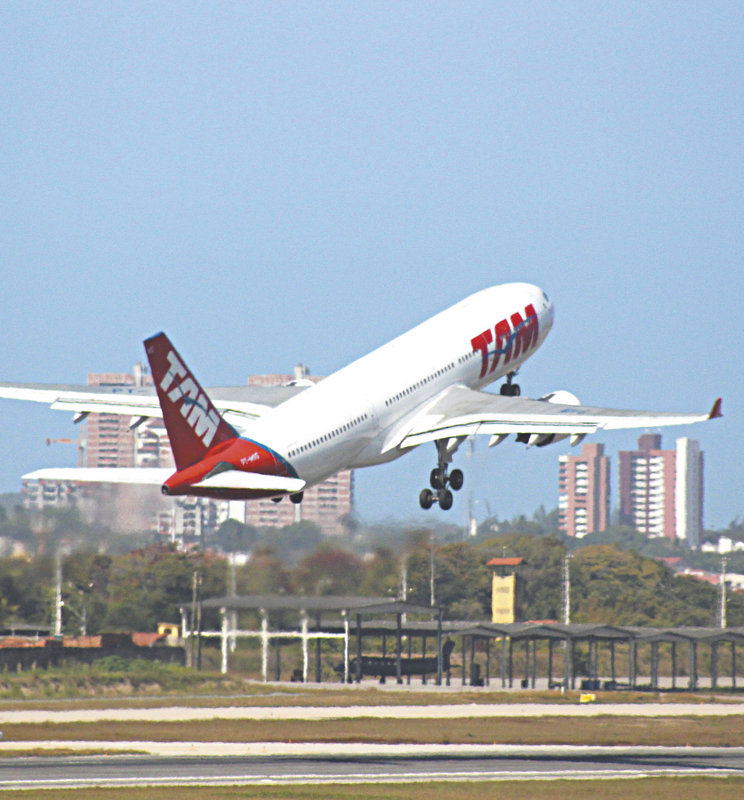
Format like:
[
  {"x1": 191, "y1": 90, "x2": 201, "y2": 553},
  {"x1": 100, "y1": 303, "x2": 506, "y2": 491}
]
[{"x1": 144, "y1": 333, "x2": 236, "y2": 470}]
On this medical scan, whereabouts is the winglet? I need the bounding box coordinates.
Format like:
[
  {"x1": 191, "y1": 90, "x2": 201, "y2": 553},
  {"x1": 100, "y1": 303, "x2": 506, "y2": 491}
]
[{"x1": 708, "y1": 398, "x2": 723, "y2": 419}]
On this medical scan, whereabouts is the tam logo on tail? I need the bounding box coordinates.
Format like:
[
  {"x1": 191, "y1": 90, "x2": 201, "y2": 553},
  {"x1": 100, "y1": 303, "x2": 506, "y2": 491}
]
[
  {"x1": 145, "y1": 333, "x2": 235, "y2": 470},
  {"x1": 160, "y1": 350, "x2": 221, "y2": 448}
]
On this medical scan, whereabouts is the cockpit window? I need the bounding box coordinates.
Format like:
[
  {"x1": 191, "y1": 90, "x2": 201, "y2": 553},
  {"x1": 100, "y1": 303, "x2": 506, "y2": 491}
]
[{"x1": 542, "y1": 291, "x2": 550, "y2": 303}]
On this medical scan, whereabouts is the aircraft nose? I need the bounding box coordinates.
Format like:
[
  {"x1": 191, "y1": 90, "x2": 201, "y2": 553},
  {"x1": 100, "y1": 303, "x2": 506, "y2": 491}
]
[{"x1": 539, "y1": 290, "x2": 555, "y2": 328}]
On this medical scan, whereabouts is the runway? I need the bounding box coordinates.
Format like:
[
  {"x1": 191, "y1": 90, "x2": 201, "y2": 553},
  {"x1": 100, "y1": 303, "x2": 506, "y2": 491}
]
[
  {"x1": 2, "y1": 702, "x2": 744, "y2": 724},
  {"x1": 1, "y1": 746, "x2": 743, "y2": 789}
]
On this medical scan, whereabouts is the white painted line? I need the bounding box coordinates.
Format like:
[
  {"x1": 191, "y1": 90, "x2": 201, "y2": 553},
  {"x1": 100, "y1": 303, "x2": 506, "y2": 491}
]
[
  {"x1": 2, "y1": 702, "x2": 744, "y2": 724},
  {"x1": 1, "y1": 741, "x2": 743, "y2": 758},
  {"x1": 2, "y1": 769, "x2": 742, "y2": 790}
]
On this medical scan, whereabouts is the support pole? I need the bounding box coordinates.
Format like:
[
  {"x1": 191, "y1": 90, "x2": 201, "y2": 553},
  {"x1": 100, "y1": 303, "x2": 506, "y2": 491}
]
[
  {"x1": 260, "y1": 608, "x2": 269, "y2": 683},
  {"x1": 689, "y1": 640, "x2": 697, "y2": 691},
  {"x1": 301, "y1": 610, "x2": 309, "y2": 684},
  {"x1": 508, "y1": 637, "x2": 513, "y2": 688},
  {"x1": 407, "y1": 630, "x2": 412, "y2": 685},
  {"x1": 315, "y1": 613, "x2": 322, "y2": 683},
  {"x1": 732, "y1": 641, "x2": 737, "y2": 691},
  {"x1": 564, "y1": 636, "x2": 571, "y2": 691},
  {"x1": 611, "y1": 641, "x2": 616, "y2": 684},
  {"x1": 196, "y1": 575, "x2": 202, "y2": 671},
  {"x1": 501, "y1": 636, "x2": 507, "y2": 689},
  {"x1": 672, "y1": 641, "x2": 677, "y2": 690},
  {"x1": 356, "y1": 614, "x2": 363, "y2": 684},
  {"x1": 593, "y1": 641, "x2": 598, "y2": 683},
  {"x1": 651, "y1": 642, "x2": 658, "y2": 690},
  {"x1": 523, "y1": 639, "x2": 529, "y2": 687},
  {"x1": 274, "y1": 642, "x2": 281, "y2": 681},
  {"x1": 220, "y1": 607, "x2": 228, "y2": 674},
  {"x1": 570, "y1": 640, "x2": 576, "y2": 690},
  {"x1": 531, "y1": 638, "x2": 537, "y2": 689},
  {"x1": 711, "y1": 641, "x2": 718, "y2": 690},
  {"x1": 470, "y1": 635, "x2": 476, "y2": 687},
  {"x1": 629, "y1": 639, "x2": 636, "y2": 690},
  {"x1": 436, "y1": 611, "x2": 443, "y2": 686},
  {"x1": 189, "y1": 572, "x2": 198, "y2": 669},
  {"x1": 181, "y1": 607, "x2": 190, "y2": 668},
  {"x1": 548, "y1": 638, "x2": 553, "y2": 689},
  {"x1": 486, "y1": 638, "x2": 491, "y2": 687},
  {"x1": 396, "y1": 612, "x2": 403, "y2": 685},
  {"x1": 422, "y1": 636, "x2": 427, "y2": 685},
  {"x1": 461, "y1": 635, "x2": 467, "y2": 687},
  {"x1": 343, "y1": 610, "x2": 350, "y2": 684}
]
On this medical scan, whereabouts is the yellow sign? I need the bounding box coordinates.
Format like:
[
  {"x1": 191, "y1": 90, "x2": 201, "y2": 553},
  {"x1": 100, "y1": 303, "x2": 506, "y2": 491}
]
[{"x1": 492, "y1": 574, "x2": 515, "y2": 623}]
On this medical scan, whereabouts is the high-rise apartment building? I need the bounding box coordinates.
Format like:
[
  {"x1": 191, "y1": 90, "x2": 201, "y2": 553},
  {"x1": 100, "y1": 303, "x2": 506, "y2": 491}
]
[
  {"x1": 241, "y1": 471, "x2": 354, "y2": 536},
  {"x1": 85, "y1": 365, "x2": 152, "y2": 468},
  {"x1": 558, "y1": 443, "x2": 610, "y2": 538},
  {"x1": 618, "y1": 435, "x2": 703, "y2": 546},
  {"x1": 675, "y1": 437, "x2": 704, "y2": 549}
]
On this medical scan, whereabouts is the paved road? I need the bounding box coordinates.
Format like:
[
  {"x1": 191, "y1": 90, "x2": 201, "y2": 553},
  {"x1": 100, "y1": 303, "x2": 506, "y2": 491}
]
[
  {"x1": 2, "y1": 746, "x2": 744, "y2": 789},
  {"x1": 2, "y1": 702, "x2": 744, "y2": 724}
]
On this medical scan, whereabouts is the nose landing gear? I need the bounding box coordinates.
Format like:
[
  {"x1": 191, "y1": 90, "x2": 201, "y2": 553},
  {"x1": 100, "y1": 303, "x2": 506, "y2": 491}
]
[
  {"x1": 500, "y1": 370, "x2": 521, "y2": 397},
  {"x1": 419, "y1": 440, "x2": 464, "y2": 511}
]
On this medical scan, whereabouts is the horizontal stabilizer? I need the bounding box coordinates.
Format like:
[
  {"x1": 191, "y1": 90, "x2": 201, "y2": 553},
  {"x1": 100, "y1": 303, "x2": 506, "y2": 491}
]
[
  {"x1": 194, "y1": 472, "x2": 305, "y2": 492},
  {"x1": 22, "y1": 468, "x2": 173, "y2": 484},
  {"x1": 22, "y1": 467, "x2": 306, "y2": 495}
]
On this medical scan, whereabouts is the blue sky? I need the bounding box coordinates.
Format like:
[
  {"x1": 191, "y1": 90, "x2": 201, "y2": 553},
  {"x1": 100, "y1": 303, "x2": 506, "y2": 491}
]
[{"x1": 0, "y1": 2, "x2": 741, "y2": 528}]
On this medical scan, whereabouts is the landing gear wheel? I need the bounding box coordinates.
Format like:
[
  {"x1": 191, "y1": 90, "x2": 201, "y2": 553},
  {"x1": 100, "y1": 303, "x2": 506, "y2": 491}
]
[
  {"x1": 430, "y1": 467, "x2": 446, "y2": 490},
  {"x1": 419, "y1": 488, "x2": 435, "y2": 510},
  {"x1": 289, "y1": 492, "x2": 304, "y2": 504},
  {"x1": 449, "y1": 469, "x2": 464, "y2": 491},
  {"x1": 500, "y1": 383, "x2": 521, "y2": 397},
  {"x1": 438, "y1": 488, "x2": 453, "y2": 511}
]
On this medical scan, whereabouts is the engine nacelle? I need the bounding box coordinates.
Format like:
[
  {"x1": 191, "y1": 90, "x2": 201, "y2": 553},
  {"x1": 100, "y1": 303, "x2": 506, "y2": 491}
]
[
  {"x1": 527, "y1": 390, "x2": 582, "y2": 447},
  {"x1": 538, "y1": 390, "x2": 581, "y2": 406}
]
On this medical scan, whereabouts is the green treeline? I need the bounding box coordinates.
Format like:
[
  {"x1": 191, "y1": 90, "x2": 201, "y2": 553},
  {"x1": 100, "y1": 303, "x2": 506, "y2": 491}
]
[{"x1": 0, "y1": 521, "x2": 740, "y2": 635}]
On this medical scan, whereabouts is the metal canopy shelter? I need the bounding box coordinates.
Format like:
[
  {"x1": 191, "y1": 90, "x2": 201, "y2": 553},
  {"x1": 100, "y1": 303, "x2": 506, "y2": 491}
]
[
  {"x1": 184, "y1": 595, "x2": 442, "y2": 682},
  {"x1": 456, "y1": 622, "x2": 744, "y2": 692}
]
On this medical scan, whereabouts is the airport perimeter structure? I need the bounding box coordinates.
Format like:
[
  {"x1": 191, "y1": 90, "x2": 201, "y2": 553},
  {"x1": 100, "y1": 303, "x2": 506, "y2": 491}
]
[{"x1": 181, "y1": 594, "x2": 744, "y2": 692}]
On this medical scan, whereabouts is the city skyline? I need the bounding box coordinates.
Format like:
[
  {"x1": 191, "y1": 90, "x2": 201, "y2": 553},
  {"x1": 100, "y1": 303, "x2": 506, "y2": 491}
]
[{"x1": 0, "y1": 4, "x2": 739, "y2": 527}]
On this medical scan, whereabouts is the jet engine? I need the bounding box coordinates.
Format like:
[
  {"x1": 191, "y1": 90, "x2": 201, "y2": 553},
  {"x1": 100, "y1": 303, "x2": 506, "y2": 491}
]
[{"x1": 526, "y1": 390, "x2": 584, "y2": 447}]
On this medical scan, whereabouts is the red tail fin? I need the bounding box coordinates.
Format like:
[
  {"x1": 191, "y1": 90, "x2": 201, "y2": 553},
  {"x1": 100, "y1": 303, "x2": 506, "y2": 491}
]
[{"x1": 144, "y1": 333, "x2": 236, "y2": 470}]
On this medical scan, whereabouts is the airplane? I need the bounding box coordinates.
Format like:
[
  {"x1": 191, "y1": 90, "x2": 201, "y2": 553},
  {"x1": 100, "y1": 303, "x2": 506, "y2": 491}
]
[{"x1": 0, "y1": 282, "x2": 722, "y2": 511}]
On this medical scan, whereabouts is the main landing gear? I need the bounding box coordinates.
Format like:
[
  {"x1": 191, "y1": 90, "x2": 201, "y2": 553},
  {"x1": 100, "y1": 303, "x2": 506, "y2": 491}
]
[
  {"x1": 500, "y1": 371, "x2": 521, "y2": 397},
  {"x1": 272, "y1": 492, "x2": 304, "y2": 504},
  {"x1": 419, "y1": 439, "x2": 464, "y2": 511}
]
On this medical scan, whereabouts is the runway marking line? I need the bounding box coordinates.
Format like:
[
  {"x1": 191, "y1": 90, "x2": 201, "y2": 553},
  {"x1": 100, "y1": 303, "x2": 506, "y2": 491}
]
[
  {"x1": 3, "y1": 703, "x2": 744, "y2": 724},
  {"x1": 2, "y1": 768, "x2": 744, "y2": 790}
]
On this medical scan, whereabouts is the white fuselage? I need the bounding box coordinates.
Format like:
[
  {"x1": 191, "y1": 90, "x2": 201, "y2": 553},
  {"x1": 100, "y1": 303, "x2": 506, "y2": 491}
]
[{"x1": 244, "y1": 283, "x2": 554, "y2": 486}]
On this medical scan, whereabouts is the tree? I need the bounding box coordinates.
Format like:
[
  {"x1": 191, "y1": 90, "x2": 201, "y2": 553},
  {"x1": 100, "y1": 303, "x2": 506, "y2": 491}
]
[
  {"x1": 212, "y1": 519, "x2": 260, "y2": 553},
  {"x1": 569, "y1": 545, "x2": 718, "y2": 627},
  {"x1": 237, "y1": 548, "x2": 291, "y2": 595},
  {"x1": 292, "y1": 546, "x2": 364, "y2": 596}
]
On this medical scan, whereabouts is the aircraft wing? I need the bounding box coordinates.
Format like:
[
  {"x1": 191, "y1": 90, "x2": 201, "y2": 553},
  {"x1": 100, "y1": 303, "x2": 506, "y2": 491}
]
[
  {"x1": 384, "y1": 385, "x2": 722, "y2": 451},
  {"x1": 0, "y1": 381, "x2": 310, "y2": 427},
  {"x1": 22, "y1": 467, "x2": 305, "y2": 493}
]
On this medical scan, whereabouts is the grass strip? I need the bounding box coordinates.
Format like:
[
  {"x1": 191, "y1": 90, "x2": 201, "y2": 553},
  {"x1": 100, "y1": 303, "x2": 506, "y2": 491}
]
[
  {"x1": 0, "y1": 688, "x2": 735, "y2": 712},
  {"x1": 2, "y1": 715, "x2": 744, "y2": 746},
  {"x1": 1, "y1": 777, "x2": 744, "y2": 799},
  {"x1": 0, "y1": 748, "x2": 146, "y2": 758}
]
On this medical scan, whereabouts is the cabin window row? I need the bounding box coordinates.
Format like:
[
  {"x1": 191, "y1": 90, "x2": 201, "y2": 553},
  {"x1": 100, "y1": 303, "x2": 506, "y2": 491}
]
[
  {"x1": 288, "y1": 413, "x2": 369, "y2": 457},
  {"x1": 384, "y1": 361, "x2": 457, "y2": 407}
]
